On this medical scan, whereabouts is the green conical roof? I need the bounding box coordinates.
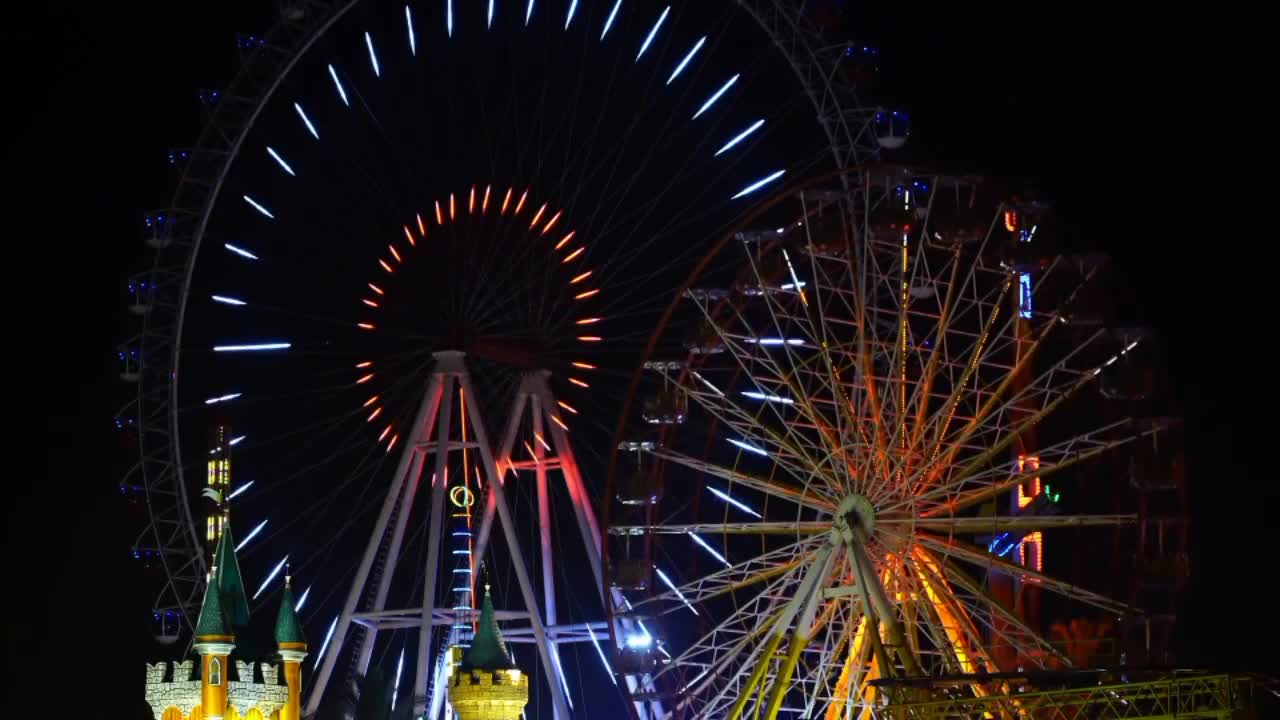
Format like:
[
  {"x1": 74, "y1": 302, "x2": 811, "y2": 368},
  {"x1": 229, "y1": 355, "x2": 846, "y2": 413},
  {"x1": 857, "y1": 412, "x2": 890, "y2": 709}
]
[
  {"x1": 460, "y1": 586, "x2": 516, "y2": 672},
  {"x1": 194, "y1": 567, "x2": 231, "y2": 638},
  {"x1": 274, "y1": 575, "x2": 306, "y2": 645},
  {"x1": 213, "y1": 522, "x2": 252, "y2": 628}
]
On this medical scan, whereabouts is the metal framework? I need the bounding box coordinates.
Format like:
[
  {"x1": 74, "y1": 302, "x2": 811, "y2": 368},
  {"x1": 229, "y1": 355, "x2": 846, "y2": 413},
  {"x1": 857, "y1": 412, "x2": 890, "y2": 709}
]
[
  {"x1": 117, "y1": 0, "x2": 876, "y2": 643},
  {"x1": 604, "y1": 168, "x2": 1172, "y2": 719}
]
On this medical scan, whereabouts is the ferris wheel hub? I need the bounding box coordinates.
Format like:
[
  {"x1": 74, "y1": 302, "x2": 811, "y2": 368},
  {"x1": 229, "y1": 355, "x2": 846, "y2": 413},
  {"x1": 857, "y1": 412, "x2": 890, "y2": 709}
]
[{"x1": 831, "y1": 493, "x2": 876, "y2": 544}]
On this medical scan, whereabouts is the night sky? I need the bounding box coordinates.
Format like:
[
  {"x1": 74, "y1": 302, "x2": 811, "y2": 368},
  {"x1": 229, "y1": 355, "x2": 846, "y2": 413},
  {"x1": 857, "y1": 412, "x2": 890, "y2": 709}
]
[{"x1": 13, "y1": 2, "x2": 1271, "y2": 718}]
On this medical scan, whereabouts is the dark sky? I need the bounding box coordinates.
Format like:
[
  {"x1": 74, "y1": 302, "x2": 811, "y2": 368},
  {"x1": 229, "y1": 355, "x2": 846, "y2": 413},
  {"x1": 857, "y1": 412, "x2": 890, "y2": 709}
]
[{"x1": 13, "y1": 2, "x2": 1270, "y2": 718}]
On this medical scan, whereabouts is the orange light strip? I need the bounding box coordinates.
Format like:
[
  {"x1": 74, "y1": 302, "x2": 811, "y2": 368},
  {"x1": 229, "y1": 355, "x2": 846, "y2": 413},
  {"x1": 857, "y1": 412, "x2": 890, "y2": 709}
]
[
  {"x1": 524, "y1": 440, "x2": 538, "y2": 464},
  {"x1": 557, "y1": 400, "x2": 578, "y2": 414},
  {"x1": 534, "y1": 432, "x2": 551, "y2": 451},
  {"x1": 356, "y1": 361, "x2": 373, "y2": 369},
  {"x1": 368, "y1": 283, "x2": 384, "y2": 295},
  {"x1": 550, "y1": 415, "x2": 569, "y2": 431},
  {"x1": 378, "y1": 259, "x2": 393, "y2": 273},
  {"x1": 435, "y1": 201, "x2": 444, "y2": 225},
  {"x1": 388, "y1": 245, "x2": 402, "y2": 263},
  {"x1": 575, "y1": 317, "x2": 601, "y2": 325},
  {"x1": 568, "y1": 377, "x2": 589, "y2": 388},
  {"x1": 541, "y1": 210, "x2": 562, "y2": 235},
  {"x1": 357, "y1": 322, "x2": 375, "y2": 330},
  {"x1": 449, "y1": 193, "x2": 456, "y2": 220},
  {"x1": 514, "y1": 189, "x2": 528, "y2": 215},
  {"x1": 367, "y1": 407, "x2": 382, "y2": 422},
  {"x1": 529, "y1": 203, "x2": 547, "y2": 229},
  {"x1": 482, "y1": 185, "x2": 491, "y2": 213},
  {"x1": 577, "y1": 336, "x2": 602, "y2": 342},
  {"x1": 574, "y1": 288, "x2": 599, "y2": 300},
  {"x1": 416, "y1": 213, "x2": 427, "y2": 236},
  {"x1": 562, "y1": 247, "x2": 585, "y2": 263},
  {"x1": 378, "y1": 425, "x2": 392, "y2": 442},
  {"x1": 555, "y1": 231, "x2": 576, "y2": 251},
  {"x1": 363, "y1": 299, "x2": 379, "y2": 308},
  {"x1": 403, "y1": 225, "x2": 416, "y2": 247},
  {"x1": 571, "y1": 363, "x2": 596, "y2": 372},
  {"x1": 362, "y1": 394, "x2": 379, "y2": 407},
  {"x1": 387, "y1": 434, "x2": 399, "y2": 452},
  {"x1": 570, "y1": 270, "x2": 592, "y2": 284},
  {"x1": 501, "y1": 187, "x2": 513, "y2": 215},
  {"x1": 357, "y1": 373, "x2": 375, "y2": 384},
  {"x1": 1004, "y1": 210, "x2": 1018, "y2": 232},
  {"x1": 468, "y1": 186, "x2": 476, "y2": 214}
]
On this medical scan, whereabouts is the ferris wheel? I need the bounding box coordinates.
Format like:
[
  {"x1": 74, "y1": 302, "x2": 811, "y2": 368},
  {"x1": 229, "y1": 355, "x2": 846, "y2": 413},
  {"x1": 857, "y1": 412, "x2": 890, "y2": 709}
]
[
  {"x1": 114, "y1": 1, "x2": 894, "y2": 718},
  {"x1": 602, "y1": 167, "x2": 1179, "y2": 718}
]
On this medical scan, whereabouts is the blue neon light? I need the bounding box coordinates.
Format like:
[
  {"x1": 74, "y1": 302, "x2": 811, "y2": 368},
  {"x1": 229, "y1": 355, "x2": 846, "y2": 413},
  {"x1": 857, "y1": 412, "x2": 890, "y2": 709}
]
[
  {"x1": 601, "y1": 0, "x2": 622, "y2": 39},
  {"x1": 313, "y1": 616, "x2": 338, "y2": 667},
  {"x1": 405, "y1": 6, "x2": 416, "y2": 54},
  {"x1": 715, "y1": 119, "x2": 765, "y2": 156},
  {"x1": 693, "y1": 74, "x2": 739, "y2": 119},
  {"x1": 447, "y1": 0, "x2": 454, "y2": 37},
  {"x1": 213, "y1": 342, "x2": 291, "y2": 352},
  {"x1": 1019, "y1": 272, "x2": 1032, "y2": 318},
  {"x1": 727, "y1": 437, "x2": 769, "y2": 457},
  {"x1": 205, "y1": 392, "x2": 242, "y2": 405},
  {"x1": 526, "y1": 0, "x2": 535, "y2": 26},
  {"x1": 235, "y1": 519, "x2": 268, "y2": 552},
  {"x1": 365, "y1": 32, "x2": 380, "y2": 76},
  {"x1": 227, "y1": 480, "x2": 254, "y2": 500},
  {"x1": 294, "y1": 584, "x2": 311, "y2": 611},
  {"x1": 211, "y1": 295, "x2": 246, "y2": 306},
  {"x1": 706, "y1": 485, "x2": 762, "y2": 518},
  {"x1": 565, "y1": 0, "x2": 578, "y2": 28},
  {"x1": 488, "y1": 0, "x2": 494, "y2": 28},
  {"x1": 327, "y1": 65, "x2": 349, "y2": 106},
  {"x1": 243, "y1": 195, "x2": 275, "y2": 219},
  {"x1": 224, "y1": 243, "x2": 259, "y2": 260},
  {"x1": 294, "y1": 102, "x2": 319, "y2": 139},
  {"x1": 731, "y1": 169, "x2": 785, "y2": 200},
  {"x1": 266, "y1": 146, "x2": 295, "y2": 176},
  {"x1": 253, "y1": 555, "x2": 289, "y2": 600},
  {"x1": 636, "y1": 6, "x2": 671, "y2": 60},
  {"x1": 667, "y1": 36, "x2": 706, "y2": 84}
]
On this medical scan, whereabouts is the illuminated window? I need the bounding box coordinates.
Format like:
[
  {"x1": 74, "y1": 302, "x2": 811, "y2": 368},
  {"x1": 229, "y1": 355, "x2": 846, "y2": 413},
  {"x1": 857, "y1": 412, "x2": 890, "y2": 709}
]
[
  {"x1": 209, "y1": 657, "x2": 222, "y2": 686},
  {"x1": 1018, "y1": 272, "x2": 1032, "y2": 319}
]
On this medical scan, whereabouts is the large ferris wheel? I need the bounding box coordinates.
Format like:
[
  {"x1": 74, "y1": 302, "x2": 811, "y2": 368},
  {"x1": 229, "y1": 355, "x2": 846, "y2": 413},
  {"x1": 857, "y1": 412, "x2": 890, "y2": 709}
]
[
  {"x1": 115, "y1": 1, "x2": 893, "y2": 718},
  {"x1": 601, "y1": 167, "x2": 1185, "y2": 718}
]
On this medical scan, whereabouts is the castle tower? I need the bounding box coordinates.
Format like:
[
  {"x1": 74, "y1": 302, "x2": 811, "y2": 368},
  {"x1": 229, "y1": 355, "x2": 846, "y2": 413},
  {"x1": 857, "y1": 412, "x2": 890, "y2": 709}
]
[
  {"x1": 192, "y1": 562, "x2": 235, "y2": 720},
  {"x1": 275, "y1": 570, "x2": 308, "y2": 720},
  {"x1": 447, "y1": 585, "x2": 529, "y2": 720}
]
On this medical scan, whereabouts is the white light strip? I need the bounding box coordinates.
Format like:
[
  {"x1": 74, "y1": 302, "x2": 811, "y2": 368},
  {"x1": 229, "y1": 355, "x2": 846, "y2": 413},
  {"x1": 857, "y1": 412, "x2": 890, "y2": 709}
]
[
  {"x1": 227, "y1": 480, "x2": 254, "y2": 500},
  {"x1": 526, "y1": 0, "x2": 535, "y2": 26},
  {"x1": 740, "y1": 390, "x2": 794, "y2": 405},
  {"x1": 212, "y1": 295, "x2": 246, "y2": 306},
  {"x1": 266, "y1": 147, "x2": 296, "y2": 176},
  {"x1": 294, "y1": 584, "x2": 311, "y2": 612},
  {"x1": 446, "y1": 0, "x2": 454, "y2": 37},
  {"x1": 564, "y1": 0, "x2": 578, "y2": 28},
  {"x1": 727, "y1": 437, "x2": 769, "y2": 456},
  {"x1": 235, "y1": 518, "x2": 268, "y2": 552},
  {"x1": 229, "y1": 435, "x2": 246, "y2": 446},
  {"x1": 688, "y1": 531, "x2": 731, "y2": 567},
  {"x1": 405, "y1": 6, "x2": 416, "y2": 55},
  {"x1": 600, "y1": 0, "x2": 622, "y2": 39},
  {"x1": 205, "y1": 392, "x2": 242, "y2": 405},
  {"x1": 752, "y1": 336, "x2": 805, "y2": 346},
  {"x1": 707, "y1": 485, "x2": 761, "y2": 518},
  {"x1": 327, "y1": 64, "x2": 349, "y2": 106},
  {"x1": 253, "y1": 555, "x2": 289, "y2": 599},
  {"x1": 667, "y1": 36, "x2": 706, "y2": 84},
  {"x1": 715, "y1": 119, "x2": 765, "y2": 157},
  {"x1": 691, "y1": 370, "x2": 725, "y2": 397},
  {"x1": 586, "y1": 625, "x2": 617, "y2": 685},
  {"x1": 293, "y1": 102, "x2": 319, "y2": 140},
  {"x1": 636, "y1": 6, "x2": 670, "y2": 60},
  {"x1": 364, "y1": 32, "x2": 380, "y2": 76},
  {"x1": 243, "y1": 195, "x2": 275, "y2": 219},
  {"x1": 487, "y1": 0, "x2": 494, "y2": 28},
  {"x1": 655, "y1": 566, "x2": 698, "y2": 616},
  {"x1": 693, "y1": 74, "x2": 738, "y2": 119},
  {"x1": 391, "y1": 648, "x2": 405, "y2": 709},
  {"x1": 313, "y1": 616, "x2": 338, "y2": 667},
  {"x1": 224, "y1": 243, "x2": 259, "y2": 260},
  {"x1": 214, "y1": 342, "x2": 291, "y2": 352}
]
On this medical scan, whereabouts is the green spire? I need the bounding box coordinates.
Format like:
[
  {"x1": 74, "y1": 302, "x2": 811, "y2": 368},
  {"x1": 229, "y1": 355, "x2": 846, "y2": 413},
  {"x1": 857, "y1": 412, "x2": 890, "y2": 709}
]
[
  {"x1": 274, "y1": 573, "x2": 306, "y2": 645},
  {"x1": 460, "y1": 585, "x2": 516, "y2": 672},
  {"x1": 213, "y1": 521, "x2": 252, "y2": 628},
  {"x1": 194, "y1": 566, "x2": 231, "y2": 638}
]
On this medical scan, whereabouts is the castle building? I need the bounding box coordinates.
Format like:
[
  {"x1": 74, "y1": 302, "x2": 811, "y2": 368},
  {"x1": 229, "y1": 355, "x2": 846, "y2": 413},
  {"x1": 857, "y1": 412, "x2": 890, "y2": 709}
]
[
  {"x1": 144, "y1": 525, "x2": 306, "y2": 720},
  {"x1": 446, "y1": 585, "x2": 530, "y2": 720}
]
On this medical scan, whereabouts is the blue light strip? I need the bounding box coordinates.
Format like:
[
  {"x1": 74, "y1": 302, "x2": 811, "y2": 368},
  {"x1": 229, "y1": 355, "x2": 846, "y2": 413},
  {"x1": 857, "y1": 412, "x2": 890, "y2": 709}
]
[
  {"x1": 266, "y1": 147, "x2": 296, "y2": 176},
  {"x1": 313, "y1": 616, "x2": 338, "y2": 667},
  {"x1": 667, "y1": 36, "x2": 706, "y2": 84},
  {"x1": 727, "y1": 437, "x2": 769, "y2": 457},
  {"x1": 655, "y1": 566, "x2": 698, "y2": 616},
  {"x1": 731, "y1": 169, "x2": 785, "y2": 200},
  {"x1": 601, "y1": 0, "x2": 622, "y2": 39},
  {"x1": 327, "y1": 65, "x2": 350, "y2": 106},
  {"x1": 740, "y1": 390, "x2": 794, "y2": 405},
  {"x1": 526, "y1": 0, "x2": 535, "y2": 26},
  {"x1": 235, "y1": 519, "x2": 268, "y2": 552},
  {"x1": 1019, "y1": 272, "x2": 1032, "y2": 318},
  {"x1": 294, "y1": 584, "x2": 311, "y2": 611},
  {"x1": 447, "y1": 0, "x2": 454, "y2": 37},
  {"x1": 693, "y1": 74, "x2": 739, "y2": 119},
  {"x1": 715, "y1": 119, "x2": 764, "y2": 156},
  {"x1": 636, "y1": 6, "x2": 671, "y2": 61},
  {"x1": 585, "y1": 624, "x2": 618, "y2": 685},
  {"x1": 205, "y1": 392, "x2": 243, "y2": 405},
  {"x1": 707, "y1": 485, "x2": 762, "y2": 518},
  {"x1": 293, "y1": 102, "x2": 319, "y2": 140},
  {"x1": 253, "y1": 555, "x2": 289, "y2": 599},
  {"x1": 243, "y1": 195, "x2": 276, "y2": 219},
  {"x1": 214, "y1": 342, "x2": 291, "y2": 352},
  {"x1": 565, "y1": 0, "x2": 578, "y2": 28},
  {"x1": 224, "y1": 243, "x2": 259, "y2": 260},
  {"x1": 212, "y1": 295, "x2": 247, "y2": 306},
  {"x1": 405, "y1": 6, "x2": 416, "y2": 55},
  {"x1": 488, "y1": 0, "x2": 495, "y2": 28},
  {"x1": 230, "y1": 435, "x2": 246, "y2": 446},
  {"x1": 227, "y1": 480, "x2": 254, "y2": 500},
  {"x1": 391, "y1": 648, "x2": 405, "y2": 709},
  {"x1": 688, "y1": 531, "x2": 731, "y2": 567},
  {"x1": 365, "y1": 32, "x2": 380, "y2": 76}
]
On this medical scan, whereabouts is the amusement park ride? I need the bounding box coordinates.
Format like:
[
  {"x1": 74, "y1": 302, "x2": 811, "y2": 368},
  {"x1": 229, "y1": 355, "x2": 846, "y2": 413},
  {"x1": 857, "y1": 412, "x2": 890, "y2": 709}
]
[{"x1": 116, "y1": 1, "x2": 1268, "y2": 718}]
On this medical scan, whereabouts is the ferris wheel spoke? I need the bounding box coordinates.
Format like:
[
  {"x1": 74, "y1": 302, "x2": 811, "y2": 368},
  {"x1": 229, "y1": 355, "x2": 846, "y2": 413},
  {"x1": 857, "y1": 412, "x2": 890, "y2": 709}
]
[
  {"x1": 650, "y1": 449, "x2": 838, "y2": 512},
  {"x1": 610, "y1": 521, "x2": 830, "y2": 535},
  {"x1": 884, "y1": 513, "x2": 1137, "y2": 535},
  {"x1": 915, "y1": 533, "x2": 1130, "y2": 615},
  {"x1": 904, "y1": 549, "x2": 998, "y2": 675},
  {"x1": 634, "y1": 534, "x2": 825, "y2": 611}
]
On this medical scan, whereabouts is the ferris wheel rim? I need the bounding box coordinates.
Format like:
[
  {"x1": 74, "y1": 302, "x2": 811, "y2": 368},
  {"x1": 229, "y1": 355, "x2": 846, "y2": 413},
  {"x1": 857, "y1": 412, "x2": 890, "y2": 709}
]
[{"x1": 122, "y1": 0, "x2": 875, "y2": 644}]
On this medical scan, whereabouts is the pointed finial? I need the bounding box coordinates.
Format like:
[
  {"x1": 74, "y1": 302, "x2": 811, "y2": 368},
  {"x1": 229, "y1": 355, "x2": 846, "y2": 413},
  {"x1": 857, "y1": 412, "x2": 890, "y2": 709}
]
[{"x1": 285, "y1": 561, "x2": 292, "y2": 588}]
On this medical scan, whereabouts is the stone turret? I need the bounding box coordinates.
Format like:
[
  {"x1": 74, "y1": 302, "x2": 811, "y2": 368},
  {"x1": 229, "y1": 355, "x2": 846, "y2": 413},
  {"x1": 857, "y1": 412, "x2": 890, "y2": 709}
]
[{"x1": 446, "y1": 585, "x2": 529, "y2": 720}]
